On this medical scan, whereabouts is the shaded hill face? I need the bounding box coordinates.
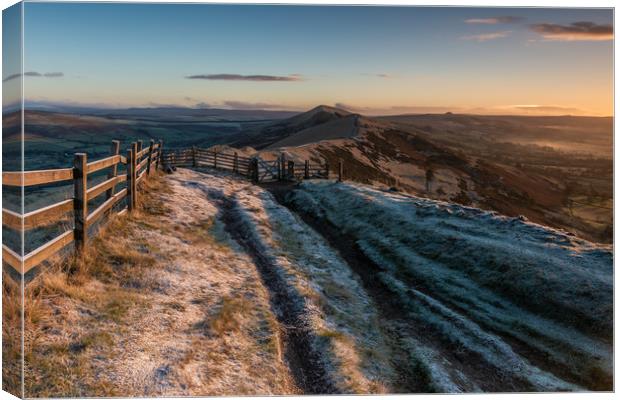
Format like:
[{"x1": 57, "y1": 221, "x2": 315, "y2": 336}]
[
  {"x1": 241, "y1": 108, "x2": 611, "y2": 243},
  {"x1": 234, "y1": 105, "x2": 358, "y2": 149},
  {"x1": 285, "y1": 179, "x2": 612, "y2": 391}
]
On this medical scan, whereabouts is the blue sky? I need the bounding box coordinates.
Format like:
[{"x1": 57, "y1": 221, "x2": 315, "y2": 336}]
[{"x1": 4, "y1": 2, "x2": 614, "y2": 115}]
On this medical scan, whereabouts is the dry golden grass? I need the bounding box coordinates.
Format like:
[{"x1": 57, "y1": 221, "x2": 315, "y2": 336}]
[
  {"x1": 19, "y1": 169, "x2": 297, "y2": 396},
  {"x1": 208, "y1": 295, "x2": 247, "y2": 335},
  {"x1": 21, "y1": 172, "x2": 170, "y2": 397},
  {"x1": 2, "y1": 272, "x2": 23, "y2": 397}
]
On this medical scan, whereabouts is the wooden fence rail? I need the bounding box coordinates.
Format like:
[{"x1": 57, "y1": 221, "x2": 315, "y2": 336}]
[
  {"x1": 2, "y1": 139, "x2": 163, "y2": 276},
  {"x1": 161, "y1": 147, "x2": 329, "y2": 183},
  {"x1": 3, "y1": 142, "x2": 341, "y2": 275}
]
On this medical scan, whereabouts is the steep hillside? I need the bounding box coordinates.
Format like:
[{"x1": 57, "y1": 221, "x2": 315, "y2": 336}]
[
  {"x1": 245, "y1": 108, "x2": 611, "y2": 243},
  {"x1": 282, "y1": 179, "x2": 612, "y2": 391}
]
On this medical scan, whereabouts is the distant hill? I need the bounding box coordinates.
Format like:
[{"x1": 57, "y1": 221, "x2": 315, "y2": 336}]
[
  {"x1": 21, "y1": 102, "x2": 299, "y2": 122},
  {"x1": 239, "y1": 106, "x2": 612, "y2": 243},
  {"x1": 234, "y1": 105, "x2": 361, "y2": 149}
]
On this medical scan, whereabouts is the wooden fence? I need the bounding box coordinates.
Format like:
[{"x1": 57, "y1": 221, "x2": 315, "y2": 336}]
[
  {"x1": 2, "y1": 143, "x2": 344, "y2": 276},
  {"x1": 2, "y1": 139, "x2": 163, "y2": 276},
  {"x1": 161, "y1": 147, "x2": 330, "y2": 183}
]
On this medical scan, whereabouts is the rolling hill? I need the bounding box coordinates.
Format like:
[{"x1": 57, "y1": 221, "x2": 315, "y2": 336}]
[
  {"x1": 234, "y1": 106, "x2": 612, "y2": 243},
  {"x1": 233, "y1": 105, "x2": 359, "y2": 149}
]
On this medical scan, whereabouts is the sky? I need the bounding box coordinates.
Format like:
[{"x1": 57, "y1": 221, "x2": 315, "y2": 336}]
[{"x1": 3, "y1": 2, "x2": 614, "y2": 116}]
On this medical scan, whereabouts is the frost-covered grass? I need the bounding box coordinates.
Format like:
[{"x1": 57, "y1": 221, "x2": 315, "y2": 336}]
[
  {"x1": 288, "y1": 180, "x2": 613, "y2": 391},
  {"x1": 188, "y1": 170, "x2": 398, "y2": 393},
  {"x1": 23, "y1": 171, "x2": 297, "y2": 397}
]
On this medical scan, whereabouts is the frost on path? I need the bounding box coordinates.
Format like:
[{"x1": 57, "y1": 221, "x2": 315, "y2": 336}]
[
  {"x1": 179, "y1": 168, "x2": 398, "y2": 393},
  {"x1": 97, "y1": 169, "x2": 303, "y2": 396}
]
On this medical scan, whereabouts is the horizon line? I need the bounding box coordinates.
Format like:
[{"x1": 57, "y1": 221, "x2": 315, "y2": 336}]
[{"x1": 2, "y1": 101, "x2": 612, "y2": 118}]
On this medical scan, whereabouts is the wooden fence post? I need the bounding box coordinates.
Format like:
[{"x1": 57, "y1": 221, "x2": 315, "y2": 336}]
[
  {"x1": 132, "y1": 142, "x2": 138, "y2": 208},
  {"x1": 73, "y1": 153, "x2": 88, "y2": 253},
  {"x1": 304, "y1": 160, "x2": 309, "y2": 179},
  {"x1": 106, "y1": 140, "x2": 120, "y2": 199},
  {"x1": 251, "y1": 158, "x2": 259, "y2": 184},
  {"x1": 213, "y1": 150, "x2": 218, "y2": 169},
  {"x1": 137, "y1": 140, "x2": 143, "y2": 156},
  {"x1": 280, "y1": 154, "x2": 286, "y2": 180},
  {"x1": 192, "y1": 146, "x2": 197, "y2": 168},
  {"x1": 338, "y1": 160, "x2": 343, "y2": 182},
  {"x1": 156, "y1": 140, "x2": 163, "y2": 171},
  {"x1": 147, "y1": 139, "x2": 155, "y2": 176},
  {"x1": 126, "y1": 146, "x2": 134, "y2": 211},
  {"x1": 233, "y1": 152, "x2": 239, "y2": 173},
  {"x1": 288, "y1": 161, "x2": 294, "y2": 180}
]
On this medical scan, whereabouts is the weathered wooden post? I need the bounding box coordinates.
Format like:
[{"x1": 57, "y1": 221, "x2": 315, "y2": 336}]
[
  {"x1": 338, "y1": 159, "x2": 343, "y2": 182},
  {"x1": 135, "y1": 140, "x2": 143, "y2": 177},
  {"x1": 251, "y1": 158, "x2": 259, "y2": 184},
  {"x1": 147, "y1": 139, "x2": 155, "y2": 176},
  {"x1": 132, "y1": 142, "x2": 138, "y2": 207},
  {"x1": 233, "y1": 152, "x2": 239, "y2": 174},
  {"x1": 304, "y1": 160, "x2": 309, "y2": 179},
  {"x1": 280, "y1": 154, "x2": 286, "y2": 180},
  {"x1": 325, "y1": 161, "x2": 330, "y2": 179},
  {"x1": 192, "y1": 146, "x2": 197, "y2": 168},
  {"x1": 73, "y1": 153, "x2": 88, "y2": 253},
  {"x1": 126, "y1": 146, "x2": 134, "y2": 211},
  {"x1": 276, "y1": 157, "x2": 282, "y2": 181},
  {"x1": 106, "y1": 140, "x2": 120, "y2": 199},
  {"x1": 156, "y1": 140, "x2": 163, "y2": 171},
  {"x1": 288, "y1": 161, "x2": 295, "y2": 180},
  {"x1": 213, "y1": 150, "x2": 218, "y2": 169}
]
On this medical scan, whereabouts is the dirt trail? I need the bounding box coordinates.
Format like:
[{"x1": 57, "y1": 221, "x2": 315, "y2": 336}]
[
  {"x1": 174, "y1": 169, "x2": 399, "y2": 394},
  {"x1": 208, "y1": 190, "x2": 338, "y2": 394}
]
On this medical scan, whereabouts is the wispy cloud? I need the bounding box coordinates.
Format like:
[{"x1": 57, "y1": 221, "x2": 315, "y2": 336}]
[
  {"x1": 186, "y1": 73, "x2": 302, "y2": 81},
  {"x1": 223, "y1": 100, "x2": 290, "y2": 110},
  {"x1": 2, "y1": 73, "x2": 21, "y2": 82},
  {"x1": 42, "y1": 72, "x2": 64, "y2": 78},
  {"x1": 361, "y1": 73, "x2": 391, "y2": 78},
  {"x1": 529, "y1": 21, "x2": 613, "y2": 41},
  {"x1": 2, "y1": 71, "x2": 64, "y2": 82},
  {"x1": 461, "y1": 31, "x2": 511, "y2": 42},
  {"x1": 465, "y1": 16, "x2": 524, "y2": 24}
]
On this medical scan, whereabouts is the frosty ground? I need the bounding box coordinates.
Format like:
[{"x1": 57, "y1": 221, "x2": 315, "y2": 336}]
[{"x1": 22, "y1": 167, "x2": 612, "y2": 396}]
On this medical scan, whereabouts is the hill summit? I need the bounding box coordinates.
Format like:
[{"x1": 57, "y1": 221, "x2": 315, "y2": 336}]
[{"x1": 234, "y1": 105, "x2": 358, "y2": 149}]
